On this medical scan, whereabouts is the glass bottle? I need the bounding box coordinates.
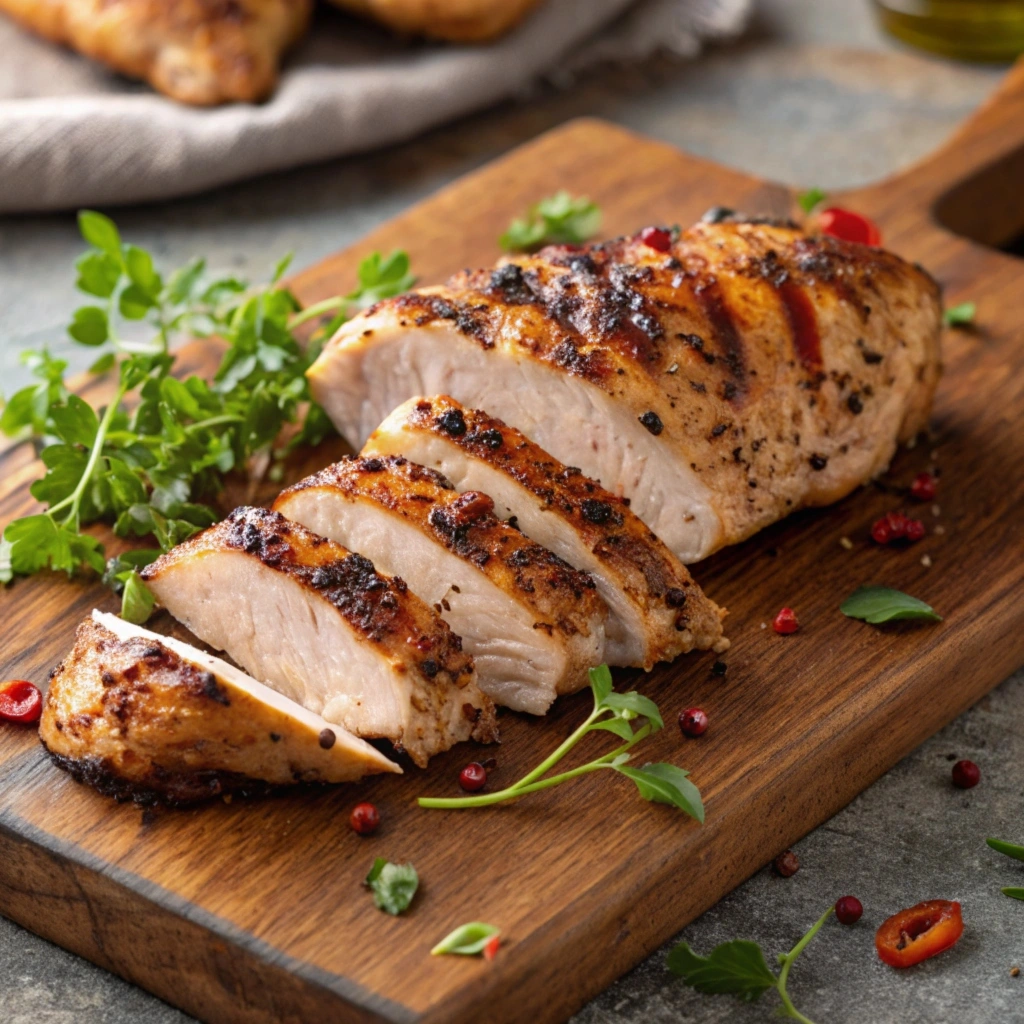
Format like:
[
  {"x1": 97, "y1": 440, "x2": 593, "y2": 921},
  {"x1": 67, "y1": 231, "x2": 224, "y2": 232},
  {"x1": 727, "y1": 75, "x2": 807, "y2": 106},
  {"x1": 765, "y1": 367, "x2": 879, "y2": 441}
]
[{"x1": 872, "y1": 0, "x2": 1024, "y2": 61}]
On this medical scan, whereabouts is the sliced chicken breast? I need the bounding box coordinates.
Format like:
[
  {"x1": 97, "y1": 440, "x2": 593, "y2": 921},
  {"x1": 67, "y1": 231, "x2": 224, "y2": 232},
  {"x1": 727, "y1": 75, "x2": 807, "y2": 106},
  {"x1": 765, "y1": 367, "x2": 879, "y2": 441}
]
[
  {"x1": 141, "y1": 507, "x2": 496, "y2": 767},
  {"x1": 363, "y1": 396, "x2": 728, "y2": 668},
  {"x1": 308, "y1": 215, "x2": 942, "y2": 563},
  {"x1": 274, "y1": 456, "x2": 606, "y2": 715},
  {"x1": 39, "y1": 612, "x2": 398, "y2": 806}
]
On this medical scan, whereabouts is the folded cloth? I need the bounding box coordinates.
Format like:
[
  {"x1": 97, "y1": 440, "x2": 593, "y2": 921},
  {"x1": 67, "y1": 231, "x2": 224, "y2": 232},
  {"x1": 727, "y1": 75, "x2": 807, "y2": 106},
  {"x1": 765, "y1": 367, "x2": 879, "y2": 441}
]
[{"x1": 0, "y1": 0, "x2": 750, "y2": 213}]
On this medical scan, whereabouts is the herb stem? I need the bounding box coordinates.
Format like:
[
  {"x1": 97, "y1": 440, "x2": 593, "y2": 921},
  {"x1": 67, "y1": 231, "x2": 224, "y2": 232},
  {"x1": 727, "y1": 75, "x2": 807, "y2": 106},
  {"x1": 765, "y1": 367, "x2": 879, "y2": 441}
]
[
  {"x1": 184, "y1": 414, "x2": 245, "y2": 433},
  {"x1": 775, "y1": 907, "x2": 833, "y2": 1024},
  {"x1": 288, "y1": 295, "x2": 347, "y2": 329},
  {"x1": 507, "y1": 707, "x2": 602, "y2": 791}
]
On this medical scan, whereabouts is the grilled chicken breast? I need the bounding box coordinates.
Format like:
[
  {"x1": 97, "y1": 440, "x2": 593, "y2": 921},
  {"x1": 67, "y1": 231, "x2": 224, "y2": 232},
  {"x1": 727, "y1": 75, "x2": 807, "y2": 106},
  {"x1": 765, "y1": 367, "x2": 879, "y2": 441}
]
[
  {"x1": 274, "y1": 456, "x2": 606, "y2": 715},
  {"x1": 40, "y1": 612, "x2": 398, "y2": 806},
  {"x1": 0, "y1": 0, "x2": 311, "y2": 104},
  {"x1": 309, "y1": 215, "x2": 942, "y2": 563},
  {"x1": 141, "y1": 507, "x2": 495, "y2": 767},
  {"x1": 327, "y1": 0, "x2": 541, "y2": 42},
  {"x1": 364, "y1": 396, "x2": 727, "y2": 668}
]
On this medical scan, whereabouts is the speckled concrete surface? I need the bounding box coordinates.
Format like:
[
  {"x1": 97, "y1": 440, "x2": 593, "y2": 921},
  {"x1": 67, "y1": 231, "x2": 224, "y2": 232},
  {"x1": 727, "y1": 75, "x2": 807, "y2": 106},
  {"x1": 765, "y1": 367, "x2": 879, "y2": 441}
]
[{"x1": 0, "y1": 2, "x2": 1016, "y2": 1022}]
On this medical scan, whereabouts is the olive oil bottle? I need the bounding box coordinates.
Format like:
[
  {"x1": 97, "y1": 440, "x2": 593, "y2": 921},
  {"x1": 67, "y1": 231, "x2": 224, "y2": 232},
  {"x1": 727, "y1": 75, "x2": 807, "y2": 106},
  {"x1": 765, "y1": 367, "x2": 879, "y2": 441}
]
[{"x1": 873, "y1": 0, "x2": 1024, "y2": 61}]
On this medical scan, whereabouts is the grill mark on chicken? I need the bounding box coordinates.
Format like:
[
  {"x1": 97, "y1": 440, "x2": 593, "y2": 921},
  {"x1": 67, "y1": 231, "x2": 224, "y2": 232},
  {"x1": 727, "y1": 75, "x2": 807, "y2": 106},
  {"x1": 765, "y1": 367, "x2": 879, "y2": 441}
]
[
  {"x1": 692, "y1": 276, "x2": 747, "y2": 398},
  {"x1": 777, "y1": 281, "x2": 823, "y2": 372}
]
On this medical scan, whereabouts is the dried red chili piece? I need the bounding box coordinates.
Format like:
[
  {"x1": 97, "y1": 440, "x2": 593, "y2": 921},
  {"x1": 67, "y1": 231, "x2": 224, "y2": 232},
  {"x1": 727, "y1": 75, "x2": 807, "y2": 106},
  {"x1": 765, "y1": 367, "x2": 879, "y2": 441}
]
[
  {"x1": 0, "y1": 680, "x2": 42, "y2": 724},
  {"x1": 638, "y1": 226, "x2": 672, "y2": 252},
  {"x1": 876, "y1": 900, "x2": 963, "y2": 968},
  {"x1": 773, "y1": 607, "x2": 799, "y2": 634},
  {"x1": 483, "y1": 934, "x2": 501, "y2": 961}
]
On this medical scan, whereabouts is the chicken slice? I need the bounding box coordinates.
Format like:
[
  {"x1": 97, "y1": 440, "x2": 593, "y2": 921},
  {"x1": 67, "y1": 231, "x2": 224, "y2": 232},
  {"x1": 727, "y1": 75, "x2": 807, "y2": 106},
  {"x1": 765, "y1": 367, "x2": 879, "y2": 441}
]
[
  {"x1": 0, "y1": 0, "x2": 312, "y2": 105},
  {"x1": 141, "y1": 507, "x2": 495, "y2": 767},
  {"x1": 363, "y1": 396, "x2": 727, "y2": 669},
  {"x1": 307, "y1": 216, "x2": 942, "y2": 563},
  {"x1": 39, "y1": 612, "x2": 399, "y2": 806},
  {"x1": 273, "y1": 455, "x2": 606, "y2": 715}
]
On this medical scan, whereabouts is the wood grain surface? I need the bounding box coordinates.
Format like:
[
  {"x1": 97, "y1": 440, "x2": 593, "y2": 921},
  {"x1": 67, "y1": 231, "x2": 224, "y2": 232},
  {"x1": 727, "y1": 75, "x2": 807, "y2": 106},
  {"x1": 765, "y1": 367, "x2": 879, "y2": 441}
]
[{"x1": 1, "y1": 61, "x2": 1023, "y2": 1024}]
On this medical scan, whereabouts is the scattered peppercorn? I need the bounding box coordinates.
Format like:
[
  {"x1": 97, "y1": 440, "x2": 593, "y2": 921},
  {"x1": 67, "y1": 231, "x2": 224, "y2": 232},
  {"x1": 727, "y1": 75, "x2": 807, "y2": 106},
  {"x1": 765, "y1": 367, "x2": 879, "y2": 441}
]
[
  {"x1": 318, "y1": 728, "x2": 336, "y2": 750},
  {"x1": 678, "y1": 707, "x2": 708, "y2": 738},
  {"x1": 350, "y1": 802, "x2": 380, "y2": 836},
  {"x1": 910, "y1": 471, "x2": 937, "y2": 502},
  {"x1": 638, "y1": 226, "x2": 672, "y2": 252},
  {"x1": 952, "y1": 759, "x2": 980, "y2": 789},
  {"x1": 809, "y1": 453, "x2": 828, "y2": 471},
  {"x1": 459, "y1": 762, "x2": 488, "y2": 792},
  {"x1": 773, "y1": 850, "x2": 800, "y2": 877},
  {"x1": 773, "y1": 607, "x2": 799, "y2": 635},
  {"x1": 835, "y1": 896, "x2": 864, "y2": 925},
  {"x1": 639, "y1": 410, "x2": 664, "y2": 435},
  {"x1": 711, "y1": 660, "x2": 727, "y2": 677},
  {"x1": 0, "y1": 680, "x2": 43, "y2": 724},
  {"x1": 871, "y1": 511, "x2": 925, "y2": 545}
]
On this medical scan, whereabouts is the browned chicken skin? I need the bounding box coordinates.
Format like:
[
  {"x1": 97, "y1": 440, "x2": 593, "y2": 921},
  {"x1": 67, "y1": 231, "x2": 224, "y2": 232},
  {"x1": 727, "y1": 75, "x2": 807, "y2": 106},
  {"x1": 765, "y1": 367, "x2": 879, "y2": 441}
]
[
  {"x1": 309, "y1": 215, "x2": 943, "y2": 563},
  {"x1": 327, "y1": 0, "x2": 541, "y2": 42},
  {"x1": 364, "y1": 396, "x2": 727, "y2": 669},
  {"x1": 41, "y1": 612, "x2": 399, "y2": 806},
  {"x1": 0, "y1": 0, "x2": 312, "y2": 104}
]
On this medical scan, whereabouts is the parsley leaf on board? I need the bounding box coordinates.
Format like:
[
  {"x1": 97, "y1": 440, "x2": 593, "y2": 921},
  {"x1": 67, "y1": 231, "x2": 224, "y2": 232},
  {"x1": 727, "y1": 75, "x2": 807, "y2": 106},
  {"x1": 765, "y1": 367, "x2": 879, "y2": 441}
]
[
  {"x1": 841, "y1": 586, "x2": 942, "y2": 624},
  {"x1": 500, "y1": 191, "x2": 602, "y2": 252},
  {"x1": 669, "y1": 905, "x2": 840, "y2": 1023},
  {"x1": 420, "y1": 664, "x2": 702, "y2": 820},
  {"x1": 943, "y1": 301, "x2": 976, "y2": 327},
  {"x1": 0, "y1": 211, "x2": 416, "y2": 617},
  {"x1": 986, "y1": 838, "x2": 1024, "y2": 900},
  {"x1": 365, "y1": 858, "x2": 419, "y2": 915},
  {"x1": 431, "y1": 922, "x2": 500, "y2": 956},
  {"x1": 797, "y1": 188, "x2": 828, "y2": 215}
]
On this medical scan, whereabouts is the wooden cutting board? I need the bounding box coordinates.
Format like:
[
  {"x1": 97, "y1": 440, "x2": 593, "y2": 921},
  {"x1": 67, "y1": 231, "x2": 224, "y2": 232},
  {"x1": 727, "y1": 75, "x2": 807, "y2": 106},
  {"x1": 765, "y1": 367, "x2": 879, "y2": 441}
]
[{"x1": 2, "y1": 61, "x2": 1024, "y2": 1024}]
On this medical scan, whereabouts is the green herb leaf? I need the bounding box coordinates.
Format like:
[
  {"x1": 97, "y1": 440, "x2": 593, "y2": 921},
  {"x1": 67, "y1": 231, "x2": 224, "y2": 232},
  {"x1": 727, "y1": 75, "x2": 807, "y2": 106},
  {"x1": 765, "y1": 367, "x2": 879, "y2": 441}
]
[
  {"x1": 364, "y1": 858, "x2": 419, "y2": 916},
  {"x1": 75, "y1": 251, "x2": 121, "y2": 299},
  {"x1": 667, "y1": 940, "x2": 777, "y2": 1001},
  {"x1": 1002, "y1": 888, "x2": 1024, "y2": 900},
  {"x1": 615, "y1": 762, "x2": 704, "y2": 822},
  {"x1": 797, "y1": 188, "x2": 827, "y2": 215},
  {"x1": 943, "y1": 301, "x2": 976, "y2": 327},
  {"x1": 78, "y1": 210, "x2": 121, "y2": 255},
  {"x1": 88, "y1": 352, "x2": 117, "y2": 375},
  {"x1": 431, "y1": 922, "x2": 500, "y2": 956},
  {"x1": 588, "y1": 662, "x2": 613, "y2": 703},
  {"x1": 50, "y1": 395, "x2": 99, "y2": 448},
  {"x1": 987, "y1": 838, "x2": 1024, "y2": 862},
  {"x1": 500, "y1": 191, "x2": 601, "y2": 252},
  {"x1": 120, "y1": 571, "x2": 156, "y2": 624},
  {"x1": 68, "y1": 306, "x2": 109, "y2": 346},
  {"x1": 841, "y1": 586, "x2": 942, "y2": 624},
  {"x1": 600, "y1": 690, "x2": 665, "y2": 731},
  {"x1": 588, "y1": 717, "x2": 635, "y2": 741}
]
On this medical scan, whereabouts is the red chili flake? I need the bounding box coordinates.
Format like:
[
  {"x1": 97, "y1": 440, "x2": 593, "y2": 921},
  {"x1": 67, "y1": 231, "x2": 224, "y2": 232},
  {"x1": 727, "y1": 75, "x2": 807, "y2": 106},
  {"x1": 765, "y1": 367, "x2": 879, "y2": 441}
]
[
  {"x1": 773, "y1": 607, "x2": 799, "y2": 634},
  {"x1": 952, "y1": 759, "x2": 980, "y2": 789},
  {"x1": 910, "y1": 472, "x2": 937, "y2": 502},
  {"x1": 459, "y1": 762, "x2": 487, "y2": 792},
  {"x1": 0, "y1": 680, "x2": 42, "y2": 724},
  {"x1": 835, "y1": 896, "x2": 864, "y2": 925},
  {"x1": 349, "y1": 802, "x2": 381, "y2": 836},
  {"x1": 678, "y1": 707, "x2": 708, "y2": 738},
  {"x1": 483, "y1": 934, "x2": 501, "y2": 961},
  {"x1": 818, "y1": 207, "x2": 882, "y2": 246},
  {"x1": 638, "y1": 226, "x2": 672, "y2": 252}
]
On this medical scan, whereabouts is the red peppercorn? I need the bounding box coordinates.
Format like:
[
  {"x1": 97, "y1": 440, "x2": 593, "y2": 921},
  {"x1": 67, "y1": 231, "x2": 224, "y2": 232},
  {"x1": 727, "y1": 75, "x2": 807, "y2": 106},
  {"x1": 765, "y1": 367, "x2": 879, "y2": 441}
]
[
  {"x1": 871, "y1": 511, "x2": 924, "y2": 544},
  {"x1": 0, "y1": 680, "x2": 42, "y2": 724},
  {"x1": 910, "y1": 472, "x2": 937, "y2": 502},
  {"x1": 349, "y1": 802, "x2": 380, "y2": 835},
  {"x1": 459, "y1": 762, "x2": 487, "y2": 792},
  {"x1": 835, "y1": 895, "x2": 864, "y2": 925},
  {"x1": 952, "y1": 759, "x2": 980, "y2": 789},
  {"x1": 678, "y1": 707, "x2": 708, "y2": 738},
  {"x1": 638, "y1": 226, "x2": 672, "y2": 252},
  {"x1": 818, "y1": 207, "x2": 882, "y2": 247},
  {"x1": 904, "y1": 518, "x2": 926, "y2": 542},
  {"x1": 773, "y1": 850, "x2": 800, "y2": 877},
  {"x1": 870, "y1": 517, "x2": 892, "y2": 544},
  {"x1": 773, "y1": 607, "x2": 799, "y2": 634}
]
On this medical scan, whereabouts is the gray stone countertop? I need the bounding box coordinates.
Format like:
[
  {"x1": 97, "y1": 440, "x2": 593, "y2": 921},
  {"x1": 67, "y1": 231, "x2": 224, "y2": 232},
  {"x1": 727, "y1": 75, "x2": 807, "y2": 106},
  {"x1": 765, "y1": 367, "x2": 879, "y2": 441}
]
[{"x1": 1, "y1": 2, "x2": 1018, "y2": 1022}]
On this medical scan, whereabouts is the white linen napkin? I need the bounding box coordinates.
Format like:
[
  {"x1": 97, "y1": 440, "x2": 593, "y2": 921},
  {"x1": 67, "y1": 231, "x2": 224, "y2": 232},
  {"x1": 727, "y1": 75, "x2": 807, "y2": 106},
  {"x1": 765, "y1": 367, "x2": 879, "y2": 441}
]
[{"x1": 0, "y1": 0, "x2": 750, "y2": 213}]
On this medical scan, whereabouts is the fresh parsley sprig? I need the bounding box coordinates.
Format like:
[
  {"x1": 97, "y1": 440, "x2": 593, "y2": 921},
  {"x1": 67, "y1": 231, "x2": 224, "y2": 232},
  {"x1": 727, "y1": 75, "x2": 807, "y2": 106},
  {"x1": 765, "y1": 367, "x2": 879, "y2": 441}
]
[
  {"x1": 943, "y1": 301, "x2": 976, "y2": 327},
  {"x1": 668, "y1": 905, "x2": 838, "y2": 1024},
  {"x1": 419, "y1": 665, "x2": 703, "y2": 819},
  {"x1": 0, "y1": 212, "x2": 415, "y2": 622},
  {"x1": 431, "y1": 922, "x2": 500, "y2": 957},
  {"x1": 500, "y1": 191, "x2": 602, "y2": 252},
  {"x1": 797, "y1": 188, "x2": 828, "y2": 215},
  {"x1": 365, "y1": 857, "x2": 419, "y2": 915}
]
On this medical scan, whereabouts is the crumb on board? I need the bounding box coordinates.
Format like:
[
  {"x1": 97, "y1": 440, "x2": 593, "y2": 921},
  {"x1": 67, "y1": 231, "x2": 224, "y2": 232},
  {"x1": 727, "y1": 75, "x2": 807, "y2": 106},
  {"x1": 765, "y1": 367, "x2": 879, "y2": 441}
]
[
  {"x1": 932, "y1": 504, "x2": 941, "y2": 517},
  {"x1": 839, "y1": 536, "x2": 853, "y2": 550},
  {"x1": 934, "y1": 524, "x2": 946, "y2": 535},
  {"x1": 931, "y1": 450, "x2": 939, "y2": 461},
  {"x1": 1012, "y1": 967, "x2": 1020, "y2": 978},
  {"x1": 921, "y1": 554, "x2": 933, "y2": 568},
  {"x1": 760, "y1": 622, "x2": 767, "y2": 630}
]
